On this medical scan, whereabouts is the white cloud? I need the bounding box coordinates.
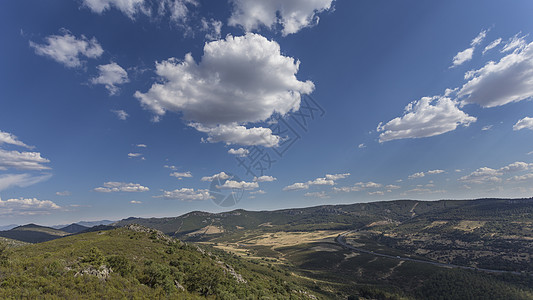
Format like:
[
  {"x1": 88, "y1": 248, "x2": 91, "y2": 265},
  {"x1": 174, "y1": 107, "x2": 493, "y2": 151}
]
[
  {"x1": 501, "y1": 33, "x2": 528, "y2": 53},
  {"x1": 228, "y1": 147, "x2": 249, "y2": 157},
  {"x1": 130, "y1": 200, "x2": 142, "y2": 204},
  {"x1": 91, "y1": 63, "x2": 129, "y2": 95},
  {"x1": 112, "y1": 109, "x2": 129, "y2": 120},
  {"x1": 250, "y1": 189, "x2": 266, "y2": 194},
  {"x1": 0, "y1": 149, "x2": 51, "y2": 171},
  {"x1": 216, "y1": 180, "x2": 258, "y2": 190},
  {"x1": 459, "y1": 167, "x2": 502, "y2": 184},
  {"x1": 307, "y1": 177, "x2": 335, "y2": 186},
  {"x1": 385, "y1": 184, "x2": 401, "y2": 189},
  {"x1": 0, "y1": 197, "x2": 61, "y2": 216},
  {"x1": 170, "y1": 171, "x2": 192, "y2": 179},
  {"x1": 127, "y1": 153, "x2": 144, "y2": 160},
  {"x1": 513, "y1": 117, "x2": 533, "y2": 131},
  {"x1": 94, "y1": 182, "x2": 149, "y2": 192},
  {"x1": 459, "y1": 162, "x2": 533, "y2": 184},
  {"x1": 332, "y1": 181, "x2": 383, "y2": 193},
  {"x1": 191, "y1": 123, "x2": 280, "y2": 147},
  {"x1": 508, "y1": 173, "x2": 533, "y2": 182},
  {"x1": 325, "y1": 173, "x2": 350, "y2": 181},
  {"x1": 0, "y1": 173, "x2": 52, "y2": 192},
  {"x1": 82, "y1": 0, "x2": 198, "y2": 24},
  {"x1": 500, "y1": 161, "x2": 532, "y2": 173},
  {"x1": 56, "y1": 191, "x2": 71, "y2": 196},
  {"x1": 482, "y1": 125, "x2": 493, "y2": 131},
  {"x1": 427, "y1": 169, "x2": 445, "y2": 175},
  {"x1": 0, "y1": 130, "x2": 34, "y2": 149},
  {"x1": 304, "y1": 191, "x2": 329, "y2": 199},
  {"x1": 452, "y1": 48, "x2": 474, "y2": 67},
  {"x1": 253, "y1": 175, "x2": 276, "y2": 182},
  {"x1": 408, "y1": 172, "x2": 425, "y2": 179},
  {"x1": 155, "y1": 188, "x2": 211, "y2": 201},
  {"x1": 377, "y1": 96, "x2": 476, "y2": 142},
  {"x1": 135, "y1": 33, "x2": 314, "y2": 146},
  {"x1": 201, "y1": 172, "x2": 231, "y2": 182},
  {"x1": 136, "y1": 144, "x2": 147, "y2": 148},
  {"x1": 451, "y1": 30, "x2": 487, "y2": 67},
  {"x1": 82, "y1": 0, "x2": 146, "y2": 17},
  {"x1": 358, "y1": 143, "x2": 366, "y2": 149},
  {"x1": 201, "y1": 18, "x2": 222, "y2": 41},
  {"x1": 459, "y1": 40, "x2": 533, "y2": 108},
  {"x1": 483, "y1": 38, "x2": 502, "y2": 55},
  {"x1": 164, "y1": 165, "x2": 177, "y2": 170},
  {"x1": 30, "y1": 30, "x2": 103, "y2": 68},
  {"x1": 283, "y1": 182, "x2": 308, "y2": 191},
  {"x1": 229, "y1": 0, "x2": 334, "y2": 36},
  {"x1": 356, "y1": 181, "x2": 382, "y2": 189}
]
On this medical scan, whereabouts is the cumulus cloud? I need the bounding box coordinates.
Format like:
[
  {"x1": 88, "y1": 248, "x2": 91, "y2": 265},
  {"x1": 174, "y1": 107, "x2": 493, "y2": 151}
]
[
  {"x1": 136, "y1": 144, "x2": 147, "y2": 148},
  {"x1": 135, "y1": 33, "x2": 314, "y2": 147},
  {"x1": 325, "y1": 173, "x2": 350, "y2": 181},
  {"x1": 483, "y1": 38, "x2": 502, "y2": 55},
  {"x1": 170, "y1": 171, "x2": 192, "y2": 179},
  {"x1": 0, "y1": 173, "x2": 52, "y2": 192},
  {"x1": 377, "y1": 96, "x2": 476, "y2": 142},
  {"x1": 94, "y1": 182, "x2": 149, "y2": 192},
  {"x1": 0, "y1": 197, "x2": 61, "y2": 216},
  {"x1": 201, "y1": 18, "x2": 222, "y2": 40},
  {"x1": 0, "y1": 149, "x2": 51, "y2": 171},
  {"x1": 332, "y1": 181, "x2": 383, "y2": 193},
  {"x1": 91, "y1": 62, "x2": 129, "y2": 95},
  {"x1": 56, "y1": 191, "x2": 71, "y2": 196},
  {"x1": 358, "y1": 143, "x2": 366, "y2": 149},
  {"x1": 513, "y1": 117, "x2": 533, "y2": 131},
  {"x1": 82, "y1": 0, "x2": 146, "y2": 18},
  {"x1": 253, "y1": 175, "x2": 276, "y2": 182},
  {"x1": 508, "y1": 173, "x2": 533, "y2": 182},
  {"x1": 408, "y1": 169, "x2": 445, "y2": 179},
  {"x1": 128, "y1": 153, "x2": 143, "y2": 158},
  {"x1": 459, "y1": 161, "x2": 533, "y2": 184},
  {"x1": 283, "y1": 182, "x2": 308, "y2": 191},
  {"x1": 201, "y1": 172, "x2": 230, "y2": 182},
  {"x1": 130, "y1": 200, "x2": 142, "y2": 204},
  {"x1": 228, "y1": 147, "x2": 249, "y2": 157},
  {"x1": 229, "y1": 0, "x2": 334, "y2": 36},
  {"x1": 216, "y1": 180, "x2": 258, "y2": 190},
  {"x1": 155, "y1": 188, "x2": 211, "y2": 201},
  {"x1": 191, "y1": 123, "x2": 280, "y2": 147},
  {"x1": 459, "y1": 167, "x2": 502, "y2": 184},
  {"x1": 451, "y1": 29, "x2": 487, "y2": 67},
  {"x1": 29, "y1": 30, "x2": 103, "y2": 68},
  {"x1": 458, "y1": 40, "x2": 533, "y2": 107},
  {"x1": 0, "y1": 130, "x2": 34, "y2": 149},
  {"x1": 112, "y1": 109, "x2": 129, "y2": 120},
  {"x1": 283, "y1": 173, "x2": 349, "y2": 191}
]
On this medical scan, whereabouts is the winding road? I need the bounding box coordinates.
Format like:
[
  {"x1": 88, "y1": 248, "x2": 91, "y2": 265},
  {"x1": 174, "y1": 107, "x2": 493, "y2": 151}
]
[{"x1": 335, "y1": 231, "x2": 525, "y2": 276}]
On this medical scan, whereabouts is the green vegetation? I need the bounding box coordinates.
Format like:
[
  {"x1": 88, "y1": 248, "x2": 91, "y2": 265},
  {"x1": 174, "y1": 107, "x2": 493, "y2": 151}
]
[{"x1": 0, "y1": 225, "x2": 316, "y2": 299}]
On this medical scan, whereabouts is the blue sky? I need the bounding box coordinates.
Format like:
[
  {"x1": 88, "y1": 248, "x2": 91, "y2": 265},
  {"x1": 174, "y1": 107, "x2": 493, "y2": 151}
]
[{"x1": 1, "y1": 0, "x2": 533, "y2": 226}]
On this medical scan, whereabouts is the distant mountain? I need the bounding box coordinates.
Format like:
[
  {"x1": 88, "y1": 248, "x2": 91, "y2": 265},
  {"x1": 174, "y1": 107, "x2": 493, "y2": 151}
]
[
  {"x1": 51, "y1": 220, "x2": 114, "y2": 229},
  {"x1": 59, "y1": 223, "x2": 89, "y2": 234},
  {"x1": 0, "y1": 224, "x2": 69, "y2": 243},
  {"x1": 0, "y1": 224, "x2": 18, "y2": 231},
  {"x1": 113, "y1": 198, "x2": 533, "y2": 241}
]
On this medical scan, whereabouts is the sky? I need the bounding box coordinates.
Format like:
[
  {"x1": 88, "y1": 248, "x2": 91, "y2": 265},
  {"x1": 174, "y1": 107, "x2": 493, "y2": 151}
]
[{"x1": 1, "y1": 0, "x2": 533, "y2": 226}]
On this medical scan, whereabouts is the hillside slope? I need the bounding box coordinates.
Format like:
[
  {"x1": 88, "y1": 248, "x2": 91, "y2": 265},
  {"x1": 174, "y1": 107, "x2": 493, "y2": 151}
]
[{"x1": 0, "y1": 225, "x2": 317, "y2": 299}]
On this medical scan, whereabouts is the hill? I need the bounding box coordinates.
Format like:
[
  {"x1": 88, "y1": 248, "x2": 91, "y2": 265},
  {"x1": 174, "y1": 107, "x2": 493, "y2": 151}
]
[
  {"x1": 0, "y1": 224, "x2": 69, "y2": 243},
  {"x1": 0, "y1": 225, "x2": 317, "y2": 299},
  {"x1": 59, "y1": 223, "x2": 89, "y2": 234}
]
